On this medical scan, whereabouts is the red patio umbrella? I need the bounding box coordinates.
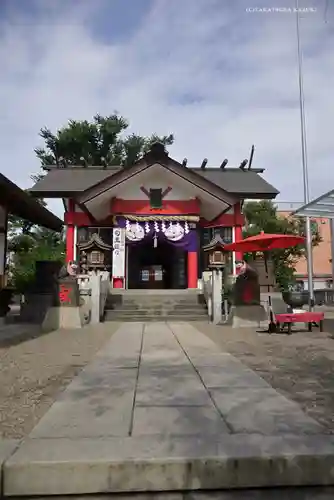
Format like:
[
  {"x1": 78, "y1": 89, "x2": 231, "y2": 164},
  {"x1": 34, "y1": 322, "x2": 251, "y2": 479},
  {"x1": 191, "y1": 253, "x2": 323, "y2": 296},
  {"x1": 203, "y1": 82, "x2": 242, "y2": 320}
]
[{"x1": 223, "y1": 231, "x2": 305, "y2": 253}]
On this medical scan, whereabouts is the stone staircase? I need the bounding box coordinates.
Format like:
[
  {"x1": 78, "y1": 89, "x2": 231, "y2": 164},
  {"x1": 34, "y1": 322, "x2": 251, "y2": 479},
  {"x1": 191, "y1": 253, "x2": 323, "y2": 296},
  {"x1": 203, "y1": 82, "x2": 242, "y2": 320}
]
[{"x1": 104, "y1": 291, "x2": 208, "y2": 322}]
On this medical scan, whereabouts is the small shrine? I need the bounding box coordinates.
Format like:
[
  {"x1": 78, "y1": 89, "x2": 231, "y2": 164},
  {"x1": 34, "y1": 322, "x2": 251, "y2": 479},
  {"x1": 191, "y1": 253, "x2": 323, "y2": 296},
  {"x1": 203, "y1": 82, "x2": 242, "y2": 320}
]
[
  {"x1": 77, "y1": 233, "x2": 112, "y2": 273},
  {"x1": 202, "y1": 234, "x2": 228, "y2": 269}
]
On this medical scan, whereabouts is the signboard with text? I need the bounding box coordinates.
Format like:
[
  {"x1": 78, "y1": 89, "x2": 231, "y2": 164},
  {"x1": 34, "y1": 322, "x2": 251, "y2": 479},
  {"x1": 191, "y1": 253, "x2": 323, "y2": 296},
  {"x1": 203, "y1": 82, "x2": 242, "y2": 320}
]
[{"x1": 112, "y1": 228, "x2": 125, "y2": 278}]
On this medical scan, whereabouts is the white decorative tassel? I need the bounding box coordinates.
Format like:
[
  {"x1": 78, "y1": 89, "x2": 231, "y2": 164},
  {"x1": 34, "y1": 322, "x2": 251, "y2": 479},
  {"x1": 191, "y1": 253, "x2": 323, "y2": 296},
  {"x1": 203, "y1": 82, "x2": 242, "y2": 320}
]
[
  {"x1": 125, "y1": 219, "x2": 130, "y2": 231},
  {"x1": 168, "y1": 221, "x2": 173, "y2": 230},
  {"x1": 145, "y1": 221, "x2": 150, "y2": 233},
  {"x1": 161, "y1": 221, "x2": 166, "y2": 233},
  {"x1": 154, "y1": 221, "x2": 159, "y2": 233},
  {"x1": 184, "y1": 221, "x2": 189, "y2": 234}
]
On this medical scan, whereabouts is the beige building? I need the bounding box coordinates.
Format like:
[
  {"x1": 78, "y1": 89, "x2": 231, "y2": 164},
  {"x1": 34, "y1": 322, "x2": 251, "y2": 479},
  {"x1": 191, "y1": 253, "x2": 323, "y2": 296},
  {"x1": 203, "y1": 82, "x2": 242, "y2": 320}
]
[{"x1": 277, "y1": 203, "x2": 332, "y2": 290}]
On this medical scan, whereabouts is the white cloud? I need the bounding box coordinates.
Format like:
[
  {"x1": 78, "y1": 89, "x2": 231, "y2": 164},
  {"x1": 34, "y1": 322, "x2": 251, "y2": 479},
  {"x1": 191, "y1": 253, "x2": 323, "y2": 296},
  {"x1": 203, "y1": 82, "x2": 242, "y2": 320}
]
[{"x1": 0, "y1": 0, "x2": 333, "y2": 218}]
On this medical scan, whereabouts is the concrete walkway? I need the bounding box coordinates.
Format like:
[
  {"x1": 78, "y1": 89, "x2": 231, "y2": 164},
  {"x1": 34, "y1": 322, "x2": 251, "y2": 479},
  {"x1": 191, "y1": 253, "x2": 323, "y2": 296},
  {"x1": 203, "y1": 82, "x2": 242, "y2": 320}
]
[{"x1": 2, "y1": 322, "x2": 334, "y2": 496}]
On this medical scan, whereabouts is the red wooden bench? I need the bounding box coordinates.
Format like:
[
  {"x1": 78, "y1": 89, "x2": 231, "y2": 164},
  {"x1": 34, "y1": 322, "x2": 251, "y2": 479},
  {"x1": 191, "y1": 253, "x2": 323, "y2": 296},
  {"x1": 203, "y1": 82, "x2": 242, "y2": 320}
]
[{"x1": 272, "y1": 311, "x2": 325, "y2": 334}]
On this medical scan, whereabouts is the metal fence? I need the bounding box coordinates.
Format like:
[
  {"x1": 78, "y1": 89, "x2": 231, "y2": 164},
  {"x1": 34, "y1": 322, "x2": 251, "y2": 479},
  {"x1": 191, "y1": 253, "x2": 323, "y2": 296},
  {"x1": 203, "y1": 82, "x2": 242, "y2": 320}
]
[{"x1": 314, "y1": 289, "x2": 334, "y2": 305}]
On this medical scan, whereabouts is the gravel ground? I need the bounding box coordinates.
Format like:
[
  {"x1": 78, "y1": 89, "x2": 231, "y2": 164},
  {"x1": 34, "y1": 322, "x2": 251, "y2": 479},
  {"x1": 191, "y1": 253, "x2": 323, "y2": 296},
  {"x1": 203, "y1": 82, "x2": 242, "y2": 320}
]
[
  {"x1": 0, "y1": 322, "x2": 120, "y2": 439},
  {"x1": 2, "y1": 319, "x2": 334, "y2": 439},
  {"x1": 195, "y1": 322, "x2": 334, "y2": 433}
]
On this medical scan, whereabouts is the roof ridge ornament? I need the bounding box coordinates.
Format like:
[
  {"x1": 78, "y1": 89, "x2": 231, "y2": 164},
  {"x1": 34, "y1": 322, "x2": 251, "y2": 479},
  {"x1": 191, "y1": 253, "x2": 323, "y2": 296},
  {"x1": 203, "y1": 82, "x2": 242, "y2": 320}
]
[{"x1": 145, "y1": 142, "x2": 168, "y2": 161}]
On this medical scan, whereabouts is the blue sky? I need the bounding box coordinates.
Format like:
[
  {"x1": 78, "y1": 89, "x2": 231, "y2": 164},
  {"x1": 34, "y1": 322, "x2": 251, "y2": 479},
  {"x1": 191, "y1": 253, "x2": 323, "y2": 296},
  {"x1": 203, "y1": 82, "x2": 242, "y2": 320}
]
[{"x1": 0, "y1": 0, "x2": 333, "y2": 216}]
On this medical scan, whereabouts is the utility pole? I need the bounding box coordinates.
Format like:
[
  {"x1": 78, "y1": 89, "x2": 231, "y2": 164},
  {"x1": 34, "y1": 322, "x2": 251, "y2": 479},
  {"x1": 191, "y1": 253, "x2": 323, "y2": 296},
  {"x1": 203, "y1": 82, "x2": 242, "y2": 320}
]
[{"x1": 295, "y1": 0, "x2": 314, "y2": 309}]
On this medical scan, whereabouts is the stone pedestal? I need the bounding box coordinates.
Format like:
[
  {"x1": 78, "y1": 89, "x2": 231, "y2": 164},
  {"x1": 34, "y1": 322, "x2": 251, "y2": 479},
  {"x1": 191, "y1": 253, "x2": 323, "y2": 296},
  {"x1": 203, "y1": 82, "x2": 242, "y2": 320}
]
[
  {"x1": 42, "y1": 278, "x2": 82, "y2": 331},
  {"x1": 20, "y1": 292, "x2": 54, "y2": 324},
  {"x1": 42, "y1": 306, "x2": 82, "y2": 332},
  {"x1": 229, "y1": 304, "x2": 267, "y2": 328},
  {"x1": 19, "y1": 261, "x2": 63, "y2": 324}
]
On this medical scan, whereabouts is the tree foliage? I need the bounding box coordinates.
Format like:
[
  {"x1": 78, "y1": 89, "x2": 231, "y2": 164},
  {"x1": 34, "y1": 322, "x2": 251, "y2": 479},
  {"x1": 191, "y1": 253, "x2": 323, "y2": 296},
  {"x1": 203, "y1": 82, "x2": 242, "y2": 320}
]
[
  {"x1": 242, "y1": 200, "x2": 321, "y2": 290},
  {"x1": 9, "y1": 227, "x2": 65, "y2": 292},
  {"x1": 34, "y1": 113, "x2": 174, "y2": 169}
]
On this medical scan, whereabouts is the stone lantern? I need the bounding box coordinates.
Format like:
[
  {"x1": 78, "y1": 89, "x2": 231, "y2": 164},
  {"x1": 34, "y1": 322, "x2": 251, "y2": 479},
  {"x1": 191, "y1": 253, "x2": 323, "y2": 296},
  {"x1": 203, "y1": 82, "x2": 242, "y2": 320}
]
[
  {"x1": 202, "y1": 234, "x2": 228, "y2": 324},
  {"x1": 203, "y1": 235, "x2": 227, "y2": 270}
]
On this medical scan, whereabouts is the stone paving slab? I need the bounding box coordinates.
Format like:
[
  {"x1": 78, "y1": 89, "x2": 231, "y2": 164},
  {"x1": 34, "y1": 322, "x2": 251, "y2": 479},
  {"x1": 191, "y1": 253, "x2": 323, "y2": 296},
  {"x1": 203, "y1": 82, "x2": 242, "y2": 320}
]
[
  {"x1": 4, "y1": 434, "x2": 334, "y2": 495},
  {"x1": 136, "y1": 380, "x2": 212, "y2": 406},
  {"x1": 210, "y1": 387, "x2": 324, "y2": 435},
  {"x1": 24, "y1": 490, "x2": 334, "y2": 500},
  {"x1": 0, "y1": 440, "x2": 20, "y2": 487},
  {"x1": 194, "y1": 364, "x2": 271, "y2": 389},
  {"x1": 25, "y1": 488, "x2": 334, "y2": 499},
  {"x1": 3, "y1": 321, "x2": 334, "y2": 496},
  {"x1": 132, "y1": 406, "x2": 230, "y2": 435}
]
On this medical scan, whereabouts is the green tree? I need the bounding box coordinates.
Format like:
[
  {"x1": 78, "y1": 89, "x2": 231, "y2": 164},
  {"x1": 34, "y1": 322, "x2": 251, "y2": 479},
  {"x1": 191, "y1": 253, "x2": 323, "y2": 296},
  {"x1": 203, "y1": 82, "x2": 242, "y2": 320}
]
[
  {"x1": 242, "y1": 200, "x2": 321, "y2": 290},
  {"x1": 34, "y1": 113, "x2": 174, "y2": 170},
  {"x1": 9, "y1": 229, "x2": 65, "y2": 292}
]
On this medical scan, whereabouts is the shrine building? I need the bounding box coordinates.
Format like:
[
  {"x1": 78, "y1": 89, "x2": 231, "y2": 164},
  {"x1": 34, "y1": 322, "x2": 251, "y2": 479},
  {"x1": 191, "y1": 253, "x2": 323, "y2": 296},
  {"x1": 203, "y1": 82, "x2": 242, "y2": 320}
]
[{"x1": 29, "y1": 143, "x2": 279, "y2": 290}]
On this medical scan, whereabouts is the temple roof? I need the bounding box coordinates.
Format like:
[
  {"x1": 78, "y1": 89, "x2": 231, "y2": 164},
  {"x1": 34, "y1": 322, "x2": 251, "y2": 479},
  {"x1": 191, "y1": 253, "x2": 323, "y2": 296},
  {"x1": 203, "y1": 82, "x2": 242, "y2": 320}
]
[
  {"x1": 28, "y1": 143, "x2": 279, "y2": 200},
  {"x1": 77, "y1": 232, "x2": 112, "y2": 251}
]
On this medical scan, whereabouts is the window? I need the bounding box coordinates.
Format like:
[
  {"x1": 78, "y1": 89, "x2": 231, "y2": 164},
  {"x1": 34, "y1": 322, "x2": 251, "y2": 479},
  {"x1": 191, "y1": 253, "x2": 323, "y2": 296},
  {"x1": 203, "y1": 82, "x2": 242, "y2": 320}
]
[
  {"x1": 89, "y1": 251, "x2": 104, "y2": 265},
  {"x1": 149, "y1": 189, "x2": 163, "y2": 208}
]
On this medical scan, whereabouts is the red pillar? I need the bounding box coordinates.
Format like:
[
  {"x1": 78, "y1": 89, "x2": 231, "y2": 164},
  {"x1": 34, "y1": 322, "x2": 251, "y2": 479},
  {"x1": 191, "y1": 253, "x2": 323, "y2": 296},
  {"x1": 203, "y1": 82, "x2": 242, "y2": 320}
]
[
  {"x1": 66, "y1": 199, "x2": 75, "y2": 262},
  {"x1": 66, "y1": 226, "x2": 74, "y2": 262},
  {"x1": 187, "y1": 251, "x2": 198, "y2": 289},
  {"x1": 234, "y1": 202, "x2": 243, "y2": 264}
]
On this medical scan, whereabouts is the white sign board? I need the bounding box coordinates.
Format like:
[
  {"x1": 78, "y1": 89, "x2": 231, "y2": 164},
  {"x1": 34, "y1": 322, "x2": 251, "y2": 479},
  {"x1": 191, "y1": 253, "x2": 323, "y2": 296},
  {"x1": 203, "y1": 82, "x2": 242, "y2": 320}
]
[{"x1": 112, "y1": 227, "x2": 125, "y2": 278}]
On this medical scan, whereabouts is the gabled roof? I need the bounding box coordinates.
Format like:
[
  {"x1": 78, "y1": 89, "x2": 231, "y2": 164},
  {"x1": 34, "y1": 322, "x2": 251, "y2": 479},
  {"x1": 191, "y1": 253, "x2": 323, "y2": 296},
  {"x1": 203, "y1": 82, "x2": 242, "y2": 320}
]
[
  {"x1": 77, "y1": 232, "x2": 112, "y2": 251},
  {"x1": 0, "y1": 173, "x2": 63, "y2": 231},
  {"x1": 77, "y1": 143, "x2": 236, "y2": 208},
  {"x1": 192, "y1": 168, "x2": 278, "y2": 198},
  {"x1": 29, "y1": 142, "x2": 279, "y2": 200}
]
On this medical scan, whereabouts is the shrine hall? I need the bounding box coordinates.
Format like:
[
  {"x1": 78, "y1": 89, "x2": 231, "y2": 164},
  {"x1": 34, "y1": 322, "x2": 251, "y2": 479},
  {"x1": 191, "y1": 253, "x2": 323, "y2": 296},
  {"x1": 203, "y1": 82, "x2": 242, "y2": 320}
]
[{"x1": 29, "y1": 143, "x2": 279, "y2": 290}]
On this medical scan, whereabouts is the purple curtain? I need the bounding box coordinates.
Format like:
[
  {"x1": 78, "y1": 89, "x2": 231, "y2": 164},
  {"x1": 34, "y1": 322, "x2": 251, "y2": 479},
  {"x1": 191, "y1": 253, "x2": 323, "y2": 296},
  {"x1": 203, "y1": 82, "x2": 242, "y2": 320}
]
[{"x1": 117, "y1": 218, "x2": 198, "y2": 252}]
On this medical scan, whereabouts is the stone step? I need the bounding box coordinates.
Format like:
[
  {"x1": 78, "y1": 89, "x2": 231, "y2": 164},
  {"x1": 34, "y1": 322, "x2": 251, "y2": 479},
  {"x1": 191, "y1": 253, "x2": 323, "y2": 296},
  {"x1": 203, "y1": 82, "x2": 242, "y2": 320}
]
[
  {"x1": 104, "y1": 313, "x2": 208, "y2": 322},
  {"x1": 106, "y1": 298, "x2": 202, "y2": 305},
  {"x1": 105, "y1": 307, "x2": 207, "y2": 315},
  {"x1": 4, "y1": 434, "x2": 334, "y2": 496},
  {"x1": 106, "y1": 302, "x2": 204, "y2": 310}
]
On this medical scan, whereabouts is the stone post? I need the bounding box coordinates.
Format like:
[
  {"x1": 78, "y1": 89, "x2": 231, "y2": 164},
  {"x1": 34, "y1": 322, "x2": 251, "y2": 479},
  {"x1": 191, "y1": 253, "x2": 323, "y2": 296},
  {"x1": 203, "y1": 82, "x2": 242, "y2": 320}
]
[
  {"x1": 212, "y1": 269, "x2": 222, "y2": 324},
  {"x1": 90, "y1": 272, "x2": 101, "y2": 325}
]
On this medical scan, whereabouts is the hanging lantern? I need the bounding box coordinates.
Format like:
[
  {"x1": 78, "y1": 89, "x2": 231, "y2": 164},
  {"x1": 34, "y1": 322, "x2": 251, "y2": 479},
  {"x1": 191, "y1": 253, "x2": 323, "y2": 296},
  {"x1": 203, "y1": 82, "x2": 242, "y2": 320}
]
[
  {"x1": 175, "y1": 222, "x2": 181, "y2": 232},
  {"x1": 161, "y1": 221, "x2": 166, "y2": 233},
  {"x1": 184, "y1": 221, "x2": 189, "y2": 234},
  {"x1": 136, "y1": 222, "x2": 141, "y2": 233},
  {"x1": 154, "y1": 221, "x2": 160, "y2": 233},
  {"x1": 153, "y1": 233, "x2": 158, "y2": 248},
  {"x1": 145, "y1": 221, "x2": 150, "y2": 233}
]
